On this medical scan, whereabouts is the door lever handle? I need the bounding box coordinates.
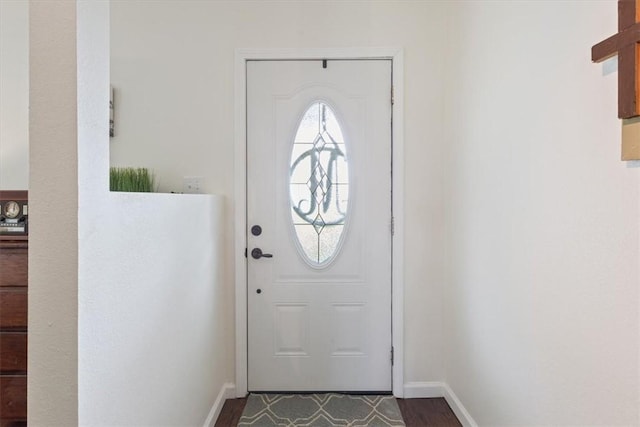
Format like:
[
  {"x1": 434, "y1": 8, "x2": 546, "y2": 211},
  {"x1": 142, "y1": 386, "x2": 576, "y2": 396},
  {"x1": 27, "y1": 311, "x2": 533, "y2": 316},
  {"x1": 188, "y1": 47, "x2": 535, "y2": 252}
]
[{"x1": 251, "y1": 248, "x2": 273, "y2": 259}]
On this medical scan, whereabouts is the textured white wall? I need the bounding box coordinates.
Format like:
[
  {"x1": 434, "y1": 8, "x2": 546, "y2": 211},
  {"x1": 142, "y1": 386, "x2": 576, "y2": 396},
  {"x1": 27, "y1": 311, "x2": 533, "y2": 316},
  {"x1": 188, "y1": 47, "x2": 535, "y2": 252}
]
[
  {"x1": 78, "y1": 193, "x2": 229, "y2": 426},
  {"x1": 110, "y1": 0, "x2": 448, "y2": 387},
  {"x1": 76, "y1": 3, "x2": 231, "y2": 425},
  {"x1": 443, "y1": 1, "x2": 640, "y2": 424},
  {"x1": 28, "y1": 1, "x2": 78, "y2": 424},
  {"x1": 28, "y1": 2, "x2": 231, "y2": 425},
  {"x1": 0, "y1": 0, "x2": 29, "y2": 189}
]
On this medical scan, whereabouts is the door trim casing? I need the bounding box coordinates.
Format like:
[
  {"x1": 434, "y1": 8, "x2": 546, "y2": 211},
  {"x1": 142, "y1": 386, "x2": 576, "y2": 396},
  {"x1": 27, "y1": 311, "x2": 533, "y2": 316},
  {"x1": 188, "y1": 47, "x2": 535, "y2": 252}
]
[{"x1": 234, "y1": 48, "x2": 405, "y2": 398}]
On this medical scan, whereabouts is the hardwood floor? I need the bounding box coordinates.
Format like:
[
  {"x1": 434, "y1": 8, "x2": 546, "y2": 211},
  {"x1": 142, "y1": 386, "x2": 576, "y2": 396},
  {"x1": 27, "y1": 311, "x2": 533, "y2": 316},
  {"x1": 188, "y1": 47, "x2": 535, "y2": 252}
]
[
  {"x1": 396, "y1": 398, "x2": 462, "y2": 427},
  {"x1": 215, "y1": 398, "x2": 248, "y2": 427},
  {"x1": 214, "y1": 397, "x2": 461, "y2": 427}
]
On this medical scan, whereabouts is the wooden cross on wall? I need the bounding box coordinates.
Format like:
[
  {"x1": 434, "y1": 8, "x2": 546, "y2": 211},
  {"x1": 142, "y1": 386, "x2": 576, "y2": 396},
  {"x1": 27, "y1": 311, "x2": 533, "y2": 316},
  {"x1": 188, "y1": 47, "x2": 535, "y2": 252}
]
[{"x1": 592, "y1": 0, "x2": 640, "y2": 159}]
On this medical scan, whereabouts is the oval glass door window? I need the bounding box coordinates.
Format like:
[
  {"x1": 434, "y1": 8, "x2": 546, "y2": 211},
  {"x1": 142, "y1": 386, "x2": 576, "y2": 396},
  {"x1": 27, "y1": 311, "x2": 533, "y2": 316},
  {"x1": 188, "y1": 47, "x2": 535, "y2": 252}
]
[{"x1": 289, "y1": 102, "x2": 350, "y2": 266}]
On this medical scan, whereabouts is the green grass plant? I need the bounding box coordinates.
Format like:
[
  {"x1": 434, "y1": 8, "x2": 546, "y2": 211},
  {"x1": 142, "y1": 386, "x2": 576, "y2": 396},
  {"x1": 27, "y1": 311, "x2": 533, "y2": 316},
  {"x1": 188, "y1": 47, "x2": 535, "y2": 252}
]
[{"x1": 110, "y1": 167, "x2": 155, "y2": 192}]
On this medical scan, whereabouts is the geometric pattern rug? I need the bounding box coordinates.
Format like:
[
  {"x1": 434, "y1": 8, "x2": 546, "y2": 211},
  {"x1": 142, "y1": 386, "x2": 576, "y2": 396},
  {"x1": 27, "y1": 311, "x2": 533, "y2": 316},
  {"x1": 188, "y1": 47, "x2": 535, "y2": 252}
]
[{"x1": 237, "y1": 393, "x2": 405, "y2": 427}]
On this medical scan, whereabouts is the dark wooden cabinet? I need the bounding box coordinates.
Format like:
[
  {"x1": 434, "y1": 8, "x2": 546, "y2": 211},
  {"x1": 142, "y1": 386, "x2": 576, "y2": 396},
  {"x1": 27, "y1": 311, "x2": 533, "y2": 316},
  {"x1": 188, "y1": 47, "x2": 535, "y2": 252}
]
[
  {"x1": 0, "y1": 191, "x2": 27, "y2": 426},
  {"x1": 0, "y1": 376, "x2": 27, "y2": 425}
]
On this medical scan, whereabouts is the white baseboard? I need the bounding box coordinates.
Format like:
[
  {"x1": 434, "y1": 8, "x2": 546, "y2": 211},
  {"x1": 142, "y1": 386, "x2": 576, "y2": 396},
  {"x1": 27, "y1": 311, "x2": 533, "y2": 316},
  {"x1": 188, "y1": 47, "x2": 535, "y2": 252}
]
[
  {"x1": 402, "y1": 381, "x2": 477, "y2": 427},
  {"x1": 403, "y1": 381, "x2": 446, "y2": 398},
  {"x1": 441, "y1": 383, "x2": 478, "y2": 427},
  {"x1": 203, "y1": 382, "x2": 236, "y2": 427}
]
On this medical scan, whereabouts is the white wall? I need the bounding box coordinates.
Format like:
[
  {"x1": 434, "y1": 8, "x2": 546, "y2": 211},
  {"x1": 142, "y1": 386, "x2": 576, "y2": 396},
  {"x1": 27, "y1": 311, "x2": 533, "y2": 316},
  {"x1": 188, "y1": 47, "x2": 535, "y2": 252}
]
[
  {"x1": 28, "y1": 2, "x2": 232, "y2": 425},
  {"x1": 78, "y1": 193, "x2": 229, "y2": 426},
  {"x1": 110, "y1": 1, "x2": 449, "y2": 386},
  {"x1": 444, "y1": 1, "x2": 640, "y2": 425},
  {"x1": 77, "y1": 3, "x2": 231, "y2": 425},
  {"x1": 29, "y1": 1, "x2": 78, "y2": 424},
  {"x1": 0, "y1": 0, "x2": 29, "y2": 190}
]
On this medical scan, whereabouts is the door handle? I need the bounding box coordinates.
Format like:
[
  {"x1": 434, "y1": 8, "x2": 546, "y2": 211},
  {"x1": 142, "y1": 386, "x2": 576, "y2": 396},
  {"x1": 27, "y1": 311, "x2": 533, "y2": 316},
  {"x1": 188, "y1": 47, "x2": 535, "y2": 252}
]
[{"x1": 251, "y1": 248, "x2": 273, "y2": 259}]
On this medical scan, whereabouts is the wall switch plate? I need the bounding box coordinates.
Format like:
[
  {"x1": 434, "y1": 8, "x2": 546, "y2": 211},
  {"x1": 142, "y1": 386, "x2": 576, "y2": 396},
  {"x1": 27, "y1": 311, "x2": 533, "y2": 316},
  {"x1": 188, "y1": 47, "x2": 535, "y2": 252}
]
[{"x1": 183, "y1": 176, "x2": 202, "y2": 194}]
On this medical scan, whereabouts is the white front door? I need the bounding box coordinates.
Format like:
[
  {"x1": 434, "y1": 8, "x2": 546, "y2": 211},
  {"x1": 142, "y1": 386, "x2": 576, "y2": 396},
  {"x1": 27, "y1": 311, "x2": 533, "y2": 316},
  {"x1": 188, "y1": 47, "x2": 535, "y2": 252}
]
[{"x1": 247, "y1": 59, "x2": 392, "y2": 392}]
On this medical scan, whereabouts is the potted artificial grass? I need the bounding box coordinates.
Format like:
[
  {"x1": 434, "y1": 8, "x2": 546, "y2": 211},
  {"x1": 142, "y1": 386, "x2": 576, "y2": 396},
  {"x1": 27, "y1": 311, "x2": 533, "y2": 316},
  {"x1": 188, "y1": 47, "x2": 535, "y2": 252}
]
[{"x1": 110, "y1": 167, "x2": 155, "y2": 192}]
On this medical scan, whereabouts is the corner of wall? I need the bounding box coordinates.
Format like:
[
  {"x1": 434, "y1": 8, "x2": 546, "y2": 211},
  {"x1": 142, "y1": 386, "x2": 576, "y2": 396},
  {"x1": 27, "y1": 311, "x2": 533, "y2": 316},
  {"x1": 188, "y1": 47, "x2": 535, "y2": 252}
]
[
  {"x1": 402, "y1": 382, "x2": 478, "y2": 427},
  {"x1": 441, "y1": 383, "x2": 478, "y2": 427},
  {"x1": 202, "y1": 383, "x2": 236, "y2": 427}
]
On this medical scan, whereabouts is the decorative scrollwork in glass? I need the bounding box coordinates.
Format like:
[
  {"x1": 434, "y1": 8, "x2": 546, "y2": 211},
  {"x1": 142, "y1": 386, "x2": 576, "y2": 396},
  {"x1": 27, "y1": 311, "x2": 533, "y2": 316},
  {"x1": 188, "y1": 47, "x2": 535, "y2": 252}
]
[{"x1": 289, "y1": 102, "x2": 350, "y2": 265}]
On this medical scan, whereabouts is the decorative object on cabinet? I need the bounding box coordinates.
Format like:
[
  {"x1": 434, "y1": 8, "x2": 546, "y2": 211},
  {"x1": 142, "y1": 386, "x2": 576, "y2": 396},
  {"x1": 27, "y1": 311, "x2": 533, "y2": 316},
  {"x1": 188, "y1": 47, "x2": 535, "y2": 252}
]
[{"x1": 0, "y1": 191, "x2": 27, "y2": 239}]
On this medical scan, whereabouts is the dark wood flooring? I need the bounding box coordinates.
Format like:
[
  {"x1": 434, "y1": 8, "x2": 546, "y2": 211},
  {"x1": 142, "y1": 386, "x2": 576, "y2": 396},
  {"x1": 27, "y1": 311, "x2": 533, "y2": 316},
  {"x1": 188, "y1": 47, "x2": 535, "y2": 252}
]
[{"x1": 214, "y1": 397, "x2": 462, "y2": 427}]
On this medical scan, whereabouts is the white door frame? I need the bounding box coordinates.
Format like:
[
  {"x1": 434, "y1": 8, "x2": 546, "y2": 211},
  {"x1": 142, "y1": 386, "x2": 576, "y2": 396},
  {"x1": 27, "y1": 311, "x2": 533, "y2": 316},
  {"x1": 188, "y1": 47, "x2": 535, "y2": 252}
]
[{"x1": 234, "y1": 48, "x2": 405, "y2": 398}]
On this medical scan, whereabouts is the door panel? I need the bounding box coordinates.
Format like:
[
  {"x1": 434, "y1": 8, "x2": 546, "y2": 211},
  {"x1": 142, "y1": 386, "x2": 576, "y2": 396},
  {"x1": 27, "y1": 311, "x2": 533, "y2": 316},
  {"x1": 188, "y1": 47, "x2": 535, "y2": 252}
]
[{"x1": 247, "y1": 59, "x2": 392, "y2": 392}]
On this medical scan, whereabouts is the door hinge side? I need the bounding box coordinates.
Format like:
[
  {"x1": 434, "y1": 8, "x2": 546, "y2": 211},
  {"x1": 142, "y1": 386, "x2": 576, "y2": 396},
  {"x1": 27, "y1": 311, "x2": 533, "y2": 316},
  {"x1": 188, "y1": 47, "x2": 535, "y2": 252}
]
[
  {"x1": 391, "y1": 346, "x2": 395, "y2": 365},
  {"x1": 391, "y1": 86, "x2": 394, "y2": 105},
  {"x1": 391, "y1": 216, "x2": 395, "y2": 236},
  {"x1": 244, "y1": 247, "x2": 248, "y2": 258}
]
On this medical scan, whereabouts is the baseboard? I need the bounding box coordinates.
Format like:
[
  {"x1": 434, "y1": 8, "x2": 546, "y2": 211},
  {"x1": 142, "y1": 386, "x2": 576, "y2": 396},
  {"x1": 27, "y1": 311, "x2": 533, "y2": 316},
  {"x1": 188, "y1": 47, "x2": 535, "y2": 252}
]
[
  {"x1": 403, "y1": 381, "x2": 446, "y2": 398},
  {"x1": 441, "y1": 383, "x2": 478, "y2": 427},
  {"x1": 203, "y1": 382, "x2": 236, "y2": 427},
  {"x1": 402, "y1": 382, "x2": 477, "y2": 427}
]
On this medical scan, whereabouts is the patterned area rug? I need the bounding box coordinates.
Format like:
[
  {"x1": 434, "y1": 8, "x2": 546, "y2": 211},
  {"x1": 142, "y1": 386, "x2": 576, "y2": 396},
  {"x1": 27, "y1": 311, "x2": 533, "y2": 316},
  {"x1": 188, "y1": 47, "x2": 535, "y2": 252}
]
[{"x1": 238, "y1": 393, "x2": 405, "y2": 427}]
